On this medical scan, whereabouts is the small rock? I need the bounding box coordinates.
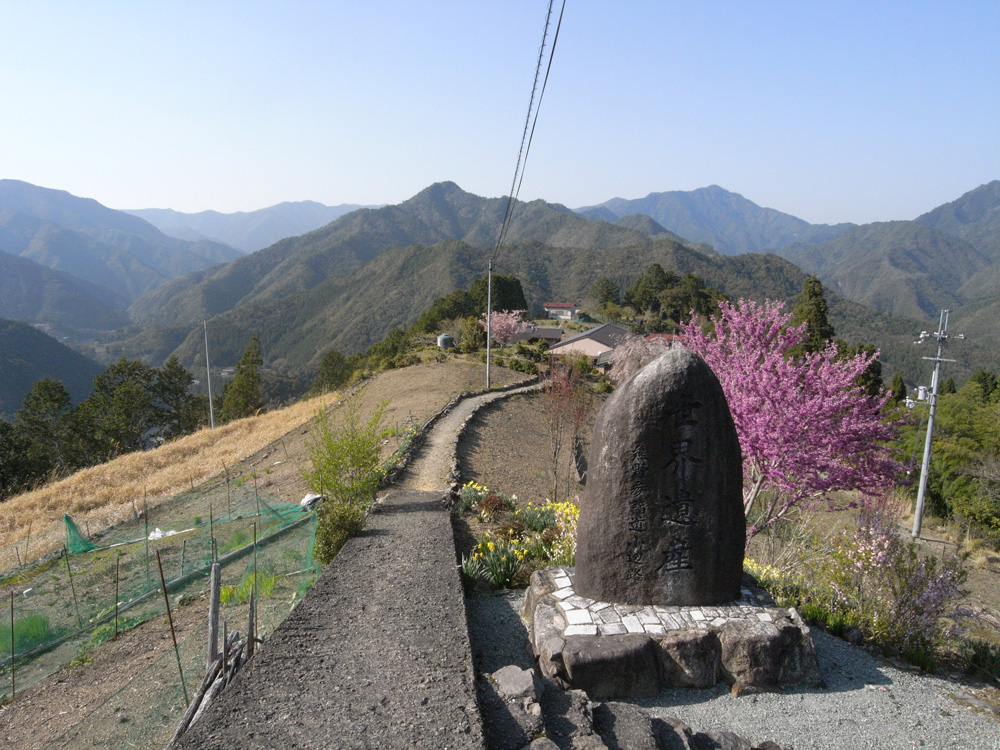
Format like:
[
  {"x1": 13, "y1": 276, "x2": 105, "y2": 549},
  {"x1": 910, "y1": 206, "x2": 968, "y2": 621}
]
[
  {"x1": 843, "y1": 626, "x2": 864, "y2": 646},
  {"x1": 494, "y1": 665, "x2": 541, "y2": 701}
]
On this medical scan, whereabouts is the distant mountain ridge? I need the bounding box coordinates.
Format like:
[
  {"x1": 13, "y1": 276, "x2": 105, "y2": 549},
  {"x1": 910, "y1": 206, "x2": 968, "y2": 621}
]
[
  {"x1": 127, "y1": 181, "x2": 667, "y2": 329},
  {"x1": 576, "y1": 185, "x2": 855, "y2": 256},
  {"x1": 0, "y1": 181, "x2": 244, "y2": 329},
  {"x1": 0, "y1": 318, "x2": 104, "y2": 416},
  {"x1": 127, "y1": 200, "x2": 375, "y2": 254}
]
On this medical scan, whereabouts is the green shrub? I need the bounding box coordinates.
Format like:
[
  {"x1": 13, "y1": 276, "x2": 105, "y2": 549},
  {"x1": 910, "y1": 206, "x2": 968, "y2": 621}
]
[
  {"x1": 314, "y1": 501, "x2": 367, "y2": 564},
  {"x1": 1, "y1": 613, "x2": 56, "y2": 654},
  {"x1": 305, "y1": 397, "x2": 388, "y2": 563}
]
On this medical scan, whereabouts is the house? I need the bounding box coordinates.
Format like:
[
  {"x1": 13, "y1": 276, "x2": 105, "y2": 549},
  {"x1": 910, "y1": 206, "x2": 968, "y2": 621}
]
[
  {"x1": 543, "y1": 302, "x2": 581, "y2": 321},
  {"x1": 644, "y1": 333, "x2": 682, "y2": 346},
  {"x1": 507, "y1": 325, "x2": 563, "y2": 346},
  {"x1": 546, "y1": 323, "x2": 630, "y2": 359}
]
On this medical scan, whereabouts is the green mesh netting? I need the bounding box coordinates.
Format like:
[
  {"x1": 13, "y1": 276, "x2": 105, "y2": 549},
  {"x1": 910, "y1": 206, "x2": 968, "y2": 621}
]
[{"x1": 64, "y1": 514, "x2": 97, "y2": 554}]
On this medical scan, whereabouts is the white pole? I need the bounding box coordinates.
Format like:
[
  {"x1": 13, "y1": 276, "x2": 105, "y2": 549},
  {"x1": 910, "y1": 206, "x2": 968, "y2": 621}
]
[
  {"x1": 204, "y1": 320, "x2": 215, "y2": 430},
  {"x1": 912, "y1": 310, "x2": 949, "y2": 538},
  {"x1": 485, "y1": 259, "x2": 493, "y2": 389}
]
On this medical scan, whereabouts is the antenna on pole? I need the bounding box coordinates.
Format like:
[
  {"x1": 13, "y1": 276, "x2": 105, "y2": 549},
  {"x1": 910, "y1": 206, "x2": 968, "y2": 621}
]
[
  {"x1": 204, "y1": 320, "x2": 215, "y2": 430},
  {"x1": 911, "y1": 309, "x2": 965, "y2": 538}
]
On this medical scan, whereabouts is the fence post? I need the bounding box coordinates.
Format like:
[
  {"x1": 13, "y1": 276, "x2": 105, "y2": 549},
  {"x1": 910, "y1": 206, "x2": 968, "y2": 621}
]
[{"x1": 207, "y1": 563, "x2": 221, "y2": 674}]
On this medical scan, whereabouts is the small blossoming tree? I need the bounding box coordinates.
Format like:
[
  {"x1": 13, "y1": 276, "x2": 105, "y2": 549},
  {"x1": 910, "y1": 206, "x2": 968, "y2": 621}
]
[
  {"x1": 481, "y1": 310, "x2": 529, "y2": 346},
  {"x1": 608, "y1": 334, "x2": 671, "y2": 385},
  {"x1": 681, "y1": 299, "x2": 905, "y2": 538}
]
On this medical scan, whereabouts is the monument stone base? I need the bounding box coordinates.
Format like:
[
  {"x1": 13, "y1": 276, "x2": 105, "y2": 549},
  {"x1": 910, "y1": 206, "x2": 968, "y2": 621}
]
[{"x1": 523, "y1": 567, "x2": 822, "y2": 700}]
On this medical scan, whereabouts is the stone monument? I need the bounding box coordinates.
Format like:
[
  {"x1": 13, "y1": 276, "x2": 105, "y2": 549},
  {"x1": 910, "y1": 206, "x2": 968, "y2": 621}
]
[
  {"x1": 523, "y1": 348, "x2": 821, "y2": 698},
  {"x1": 574, "y1": 346, "x2": 744, "y2": 606}
]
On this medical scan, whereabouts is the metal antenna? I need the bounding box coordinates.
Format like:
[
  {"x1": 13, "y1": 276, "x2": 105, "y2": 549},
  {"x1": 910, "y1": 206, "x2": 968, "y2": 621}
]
[
  {"x1": 204, "y1": 320, "x2": 215, "y2": 430},
  {"x1": 912, "y1": 309, "x2": 965, "y2": 538}
]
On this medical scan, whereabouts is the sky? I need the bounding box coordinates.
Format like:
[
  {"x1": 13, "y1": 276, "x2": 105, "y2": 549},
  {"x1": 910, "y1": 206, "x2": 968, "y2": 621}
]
[{"x1": 2, "y1": 2, "x2": 998, "y2": 225}]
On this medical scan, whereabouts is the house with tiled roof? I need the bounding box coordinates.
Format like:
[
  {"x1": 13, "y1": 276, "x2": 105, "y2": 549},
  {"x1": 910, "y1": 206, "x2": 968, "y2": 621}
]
[{"x1": 546, "y1": 323, "x2": 630, "y2": 359}]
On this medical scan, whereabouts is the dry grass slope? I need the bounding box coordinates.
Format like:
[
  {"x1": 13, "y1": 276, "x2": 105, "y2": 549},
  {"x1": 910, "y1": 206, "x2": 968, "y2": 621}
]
[{"x1": 0, "y1": 392, "x2": 338, "y2": 572}]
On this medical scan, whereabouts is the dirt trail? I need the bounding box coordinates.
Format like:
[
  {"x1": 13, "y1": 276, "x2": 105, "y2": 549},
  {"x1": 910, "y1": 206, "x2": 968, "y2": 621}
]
[{"x1": 399, "y1": 384, "x2": 540, "y2": 492}]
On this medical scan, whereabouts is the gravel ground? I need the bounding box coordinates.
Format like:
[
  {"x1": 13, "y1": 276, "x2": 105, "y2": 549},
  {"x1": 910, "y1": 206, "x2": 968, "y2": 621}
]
[{"x1": 468, "y1": 590, "x2": 1000, "y2": 750}]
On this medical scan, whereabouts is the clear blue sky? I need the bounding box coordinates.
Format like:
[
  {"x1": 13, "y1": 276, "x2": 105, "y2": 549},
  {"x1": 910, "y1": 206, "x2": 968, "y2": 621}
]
[{"x1": 2, "y1": 1, "x2": 997, "y2": 224}]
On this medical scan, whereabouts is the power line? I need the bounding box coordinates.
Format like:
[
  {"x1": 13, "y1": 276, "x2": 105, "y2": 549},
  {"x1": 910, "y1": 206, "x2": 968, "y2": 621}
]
[
  {"x1": 493, "y1": 0, "x2": 566, "y2": 261},
  {"x1": 487, "y1": 0, "x2": 566, "y2": 388}
]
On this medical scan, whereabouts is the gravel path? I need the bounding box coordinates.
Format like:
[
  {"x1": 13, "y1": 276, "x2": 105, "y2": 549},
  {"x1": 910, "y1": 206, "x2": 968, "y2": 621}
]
[
  {"x1": 469, "y1": 591, "x2": 1000, "y2": 750},
  {"x1": 401, "y1": 385, "x2": 539, "y2": 492},
  {"x1": 177, "y1": 489, "x2": 483, "y2": 750}
]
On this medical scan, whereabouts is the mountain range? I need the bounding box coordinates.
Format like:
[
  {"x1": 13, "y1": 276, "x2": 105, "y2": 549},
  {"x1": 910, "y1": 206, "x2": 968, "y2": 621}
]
[
  {"x1": 2, "y1": 176, "x2": 999, "y2": 401},
  {"x1": 126, "y1": 200, "x2": 375, "y2": 254}
]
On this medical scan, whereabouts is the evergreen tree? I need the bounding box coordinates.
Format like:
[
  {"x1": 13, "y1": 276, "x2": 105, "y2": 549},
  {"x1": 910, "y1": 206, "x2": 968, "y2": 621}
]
[
  {"x1": 82, "y1": 358, "x2": 161, "y2": 457},
  {"x1": 469, "y1": 274, "x2": 528, "y2": 315},
  {"x1": 15, "y1": 377, "x2": 75, "y2": 474},
  {"x1": 969, "y1": 369, "x2": 998, "y2": 404},
  {"x1": 624, "y1": 263, "x2": 676, "y2": 312},
  {"x1": 789, "y1": 275, "x2": 835, "y2": 354},
  {"x1": 155, "y1": 356, "x2": 204, "y2": 439},
  {"x1": 889, "y1": 372, "x2": 907, "y2": 404},
  {"x1": 315, "y1": 349, "x2": 351, "y2": 391},
  {"x1": 941, "y1": 376, "x2": 957, "y2": 394},
  {"x1": 220, "y1": 334, "x2": 264, "y2": 422},
  {"x1": 0, "y1": 418, "x2": 50, "y2": 499},
  {"x1": 588, "y1": 276, "x2": 620, "y2": 307}
]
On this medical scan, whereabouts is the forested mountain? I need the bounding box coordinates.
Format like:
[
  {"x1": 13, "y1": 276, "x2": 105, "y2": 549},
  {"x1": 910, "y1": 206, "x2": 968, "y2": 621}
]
[
  {"x1": 915, "y1": 180, "x2": 1000, "y2": 262},
  {"x1": 778, "y1": 222, "x2": 990, "y2": 320},
  {"x1": 0, "y1": 249, "x2": 129, "y2": 335},
  {"x1": 0, "y1": 180, "x2": 242, "y2": 305},
  {"x1": 576, "y1": 185, "x2": 854, "y2": 255},
  {"x1": 127, "y1": 200, "x2": 373, "y2": 254},
  {"x1": 0, "y1": 319, "x2": 104, "y2": 416},
  {"x1": 126, "y1": 182, "x2": 663, "y2": 328}
]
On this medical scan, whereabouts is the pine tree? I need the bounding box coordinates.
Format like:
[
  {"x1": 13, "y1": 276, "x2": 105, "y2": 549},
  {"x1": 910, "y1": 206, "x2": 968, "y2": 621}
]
[
  {"x1": 941, "y1": 377, "x2": 957, "y2": 394},
  {"x1": 889, "y1": 372, "x2": 907, "y2": 404},
  {"x1": 588, "y1": 276, "x2": 620, "y2": 307},
  {"x1": 220, "y1": 334, "x2": 264, "y2": 422},
  {"x1": 790, "y1": 276, "x2": 835, "y2": 354}
]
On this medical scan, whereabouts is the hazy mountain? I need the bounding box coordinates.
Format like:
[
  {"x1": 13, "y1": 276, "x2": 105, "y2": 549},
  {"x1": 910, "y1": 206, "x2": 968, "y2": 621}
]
[
  {"x1": 0, "y1": 318, "x2": 104, "y2": 416},
  {"x1": 779, "y1": 222, "x2": 990, "y2": 320},
  {"x1": 0, "y1": 180, "x2": 242, "y2": 301},
  {"x1": 915, "y1": 180, "x2": 1000, "y2": 263},
  {"x1": 0, "y1": 249, "x2": 129, "y2": 335},
  {"x1": 576, "y1": 185, "x2": 855, "y2": 256},
  {"x1": 127, "y1": 200, "x2": 375, "y2": 254},
  {"x1": 127, "y1": 182, "x2": 663, "y2": 328}
]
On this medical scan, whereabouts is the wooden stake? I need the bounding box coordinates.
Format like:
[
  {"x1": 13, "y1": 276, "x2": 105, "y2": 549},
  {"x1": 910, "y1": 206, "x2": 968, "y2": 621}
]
[
  {"x1": 209, "y1": 506, "x2": 215, "y2": 563},
  {"x1": 280, "y1": 437, "x2": 289, "y2": 460},
  {"x1": 253, "y1": 522, "x2": 258, "y2": 631},
  {"x1": 157, "y1": 551, "x2": 189, "y2": 706},
  {"x1": 207, "y1": 563, "x2": 221, "y2": 674},
  {"x1": 253, "y1": 472, "x2": 260, "y2": 520},
  {"x1": 14, "y1": 545, "x2": 21, "y2": 568},
  {"x1": 144, "y1": 497, "x2": 151, "y2": 591},
  {"x1": 222, "y1": 460, "x2": 232, "y2": 521},
  {"x1": 180, "y1": 540, "x2": 186, "y2": 576},
  {"x1": 63, "y1": 547, "x2": 83, "y2": 629},
  {"x1": 246, "y1": 589, "x2": 256, "y2": 660},
  {"x1": 24, "y1": 520, "x2": 32, "y2": 565}
]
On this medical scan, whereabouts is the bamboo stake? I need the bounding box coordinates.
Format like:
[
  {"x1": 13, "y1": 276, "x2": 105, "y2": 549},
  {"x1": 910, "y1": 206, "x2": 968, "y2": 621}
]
[
  {"x1": 63, "y1": 547, "x2": 83, "y2": 629},
  {"x1": 280, "y1": 437, "x2": 289, "y2": 460},
  {"x1": 24, "y1": 520, "x2": 32, "y2": 564},
  {"x1": 180, "y1": 540, "x2": 186, "y2": 576},
  {"x1": 222, "y1": 460, "x2": 232, "y2": 521},
  {"x1": 253, "y1": 522, "x2": 258, "y2": 632},
  {"x1": 9, "y1": 590, "x2": 14, "y2": 700},
  {"x1": 209, "y1": 506, "x2": 215, "y2": 563},
  {"x1": 253, "y1": 472, "x2": 260, "y2": 520},
  {"x1": 156, "y1": 551, "x2": 189, "y2": 705},
  {"x1": 14, "y1": 545, "x2": 21, "y2": 568},
  {"x1": 114, "y1": 554, "x2": 121, "y2": 639},
  {"x1": 144, "y1": 497, "x2": 151, "y2": 592}
]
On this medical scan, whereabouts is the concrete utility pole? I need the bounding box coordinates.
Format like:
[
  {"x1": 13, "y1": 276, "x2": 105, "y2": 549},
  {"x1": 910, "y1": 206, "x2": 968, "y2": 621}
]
[
  {"x1": 204, "y1": 320, "x2": 215, "y2": 430},
  {"x1": 485, "y1": 259, "x2": 493, "y2": 389},
  {"x1": 911, "y1": 309, "x2": 964, "y2": 538}
]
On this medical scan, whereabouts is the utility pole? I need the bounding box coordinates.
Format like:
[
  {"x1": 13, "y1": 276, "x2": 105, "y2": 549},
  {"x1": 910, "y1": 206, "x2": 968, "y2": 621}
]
[
  {"x1": 204, "y1": 320, "x2": 215, "y2": 430},
  {"x1": 911, "y1": 309, "x2": 964, "y2": 538},
  {"x1": 485, "y1": 259, "x2": 493, "y2": 389}
]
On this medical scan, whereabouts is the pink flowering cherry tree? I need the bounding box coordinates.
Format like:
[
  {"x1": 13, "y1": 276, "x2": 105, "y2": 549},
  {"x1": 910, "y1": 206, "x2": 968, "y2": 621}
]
[
  {"x1": 482, "y1": 310, "x2": 529, "y2": 346},
  {"x1": 680, "y1": 299, "x2": 905, "y2": 540}
]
